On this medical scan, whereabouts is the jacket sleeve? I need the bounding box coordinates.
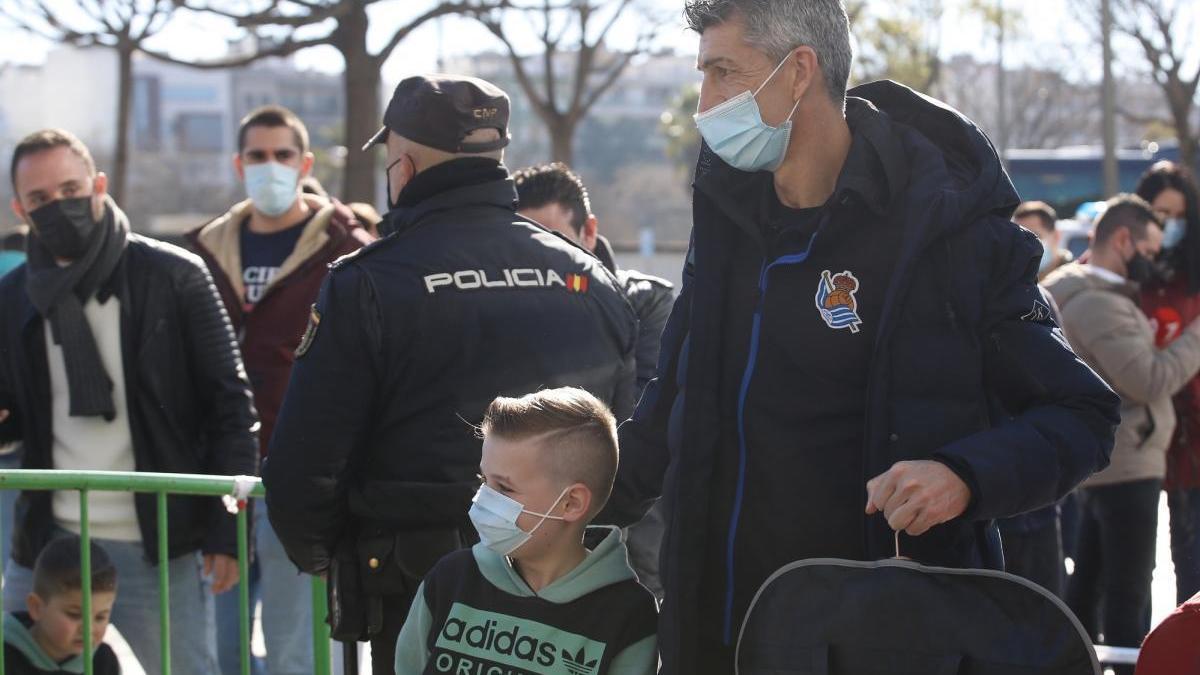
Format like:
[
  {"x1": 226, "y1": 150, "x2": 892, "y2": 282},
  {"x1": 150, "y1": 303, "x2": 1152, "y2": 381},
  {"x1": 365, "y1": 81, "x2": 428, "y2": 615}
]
[
  {"x1": 630, "y1": 280, "x2": 676, "y2": 391},
  {"x1": 608, "y1": 635, "x2": 658, "y2": 675},
  {"x1": 0, "y1": 357, "x2": 20, "y2": 445},
  {"x1": 933, "y1": 218, "x2": 1121, "y2": 522},
  {"x1": 263, "y1": 264, "x2": 382, "y2": 574},
  {"x1": 394, "y1": 581, "x2": 433, "y2": 675},
  {"x1": 600, "y1": 265, "x2": 693, "y2": 527},
  {"x1": 178, "y1": 258, "x2": 260, "y2": 557},
  {"x1": 1067, "y1": 293, "x2": 1200, "y2": 405}
]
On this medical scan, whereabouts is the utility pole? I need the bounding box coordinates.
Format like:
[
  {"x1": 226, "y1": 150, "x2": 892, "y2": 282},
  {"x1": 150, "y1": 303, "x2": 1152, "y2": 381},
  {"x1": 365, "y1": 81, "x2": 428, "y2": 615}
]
[{"x1": 1100, "y1": 0, "x2": 1119, "y2": 196}]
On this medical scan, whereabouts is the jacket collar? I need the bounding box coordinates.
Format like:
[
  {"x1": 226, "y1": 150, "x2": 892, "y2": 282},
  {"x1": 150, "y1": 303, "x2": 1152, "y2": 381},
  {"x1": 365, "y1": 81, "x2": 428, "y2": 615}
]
[
  {"x1": 384, "y1": 170, "x2": 518, "y2": 237},
  {"x1": 190, "y1": 198, "x2": 336, "y2": 304},
  {"x1": 692, "y1": 97, "x2": 908, "y2": 240},
  {"x1": 830, "y1": 98, "x2": 910, "y2": 217}
]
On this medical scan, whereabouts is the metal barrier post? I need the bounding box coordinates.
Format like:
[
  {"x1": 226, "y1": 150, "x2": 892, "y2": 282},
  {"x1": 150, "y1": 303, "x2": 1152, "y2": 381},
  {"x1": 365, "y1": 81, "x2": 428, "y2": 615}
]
[
  {"x1": 0, "y1": 471, "x2": 333, "y2": 675},
  {"x1": 237, "y1": 504, "x2": 252, "y2": 675},
  {"x1": 157, "y1": 492, "x2": 171, "y2": 674},
  {"x1": 80, "y1": 489, "x2": 93, "y2": 675},
  {"x1": 312, "y1": 578, "x2": 331, "y2": 675}
]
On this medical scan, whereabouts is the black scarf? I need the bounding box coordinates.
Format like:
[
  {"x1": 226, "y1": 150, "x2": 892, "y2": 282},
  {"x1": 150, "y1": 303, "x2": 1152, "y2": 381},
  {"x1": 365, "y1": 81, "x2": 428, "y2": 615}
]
[{"x1": 25, "y1": 197, "x2": 130, "y2": 420}]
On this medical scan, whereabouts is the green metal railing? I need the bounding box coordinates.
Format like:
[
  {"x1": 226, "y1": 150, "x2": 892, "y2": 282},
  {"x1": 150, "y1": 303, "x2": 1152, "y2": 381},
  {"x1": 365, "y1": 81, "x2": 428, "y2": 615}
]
[{"x1": 0, "y1": 470, "x2": 333, "y2": 675}]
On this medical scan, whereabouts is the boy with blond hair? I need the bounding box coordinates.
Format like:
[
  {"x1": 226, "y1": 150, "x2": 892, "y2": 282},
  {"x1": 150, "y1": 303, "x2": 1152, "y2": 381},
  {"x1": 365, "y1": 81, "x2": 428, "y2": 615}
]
[{"x1": 394, "y1": 387, "x2": 657, "y2": 674}]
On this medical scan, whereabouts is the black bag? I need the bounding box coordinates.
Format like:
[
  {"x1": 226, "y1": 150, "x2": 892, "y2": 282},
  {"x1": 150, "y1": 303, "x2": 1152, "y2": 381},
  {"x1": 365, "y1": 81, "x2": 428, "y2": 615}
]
[{"x1": 736, "y1": 558, "x2": 1100, "y2": 675}]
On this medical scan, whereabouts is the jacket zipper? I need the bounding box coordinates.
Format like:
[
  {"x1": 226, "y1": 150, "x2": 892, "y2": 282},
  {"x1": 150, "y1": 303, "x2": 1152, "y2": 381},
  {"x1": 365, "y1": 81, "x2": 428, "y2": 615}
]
[{"x1": 723, "y1": 234, "x2": 818, "y2": 644}]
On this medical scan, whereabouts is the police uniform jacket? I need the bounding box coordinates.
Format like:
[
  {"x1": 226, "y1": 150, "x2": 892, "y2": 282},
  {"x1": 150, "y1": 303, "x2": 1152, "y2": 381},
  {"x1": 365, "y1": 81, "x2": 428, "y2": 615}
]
[{"x1": 263, "y1": 158, "x2": 637, "y2": 580}]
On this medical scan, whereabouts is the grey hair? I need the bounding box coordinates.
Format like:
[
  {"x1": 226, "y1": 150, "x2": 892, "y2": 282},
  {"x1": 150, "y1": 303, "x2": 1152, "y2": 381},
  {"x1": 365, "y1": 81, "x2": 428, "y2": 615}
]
[{"x1": 684, "y1": 0, "x2": 854, "y2": 108}]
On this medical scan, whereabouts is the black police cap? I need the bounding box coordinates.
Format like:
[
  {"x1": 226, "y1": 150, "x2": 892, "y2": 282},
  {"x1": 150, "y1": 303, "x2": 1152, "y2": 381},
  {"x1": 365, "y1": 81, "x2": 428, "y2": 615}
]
[{"x1": 362, "y1": 74, "x2": 511, "y2": 154}]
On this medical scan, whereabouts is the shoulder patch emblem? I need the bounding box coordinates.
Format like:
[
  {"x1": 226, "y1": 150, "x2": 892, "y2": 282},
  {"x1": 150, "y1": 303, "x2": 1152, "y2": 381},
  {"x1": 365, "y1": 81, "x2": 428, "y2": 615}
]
[
  {"x1": 1022, "y1": 300, "x2": 1052, "y2": 323},
  {"x1": 815, "y1": 270, "x2": 863, "y2": 333},
  {"x1": 295, "y1": 304, "x2": 321, "y2": 358}
]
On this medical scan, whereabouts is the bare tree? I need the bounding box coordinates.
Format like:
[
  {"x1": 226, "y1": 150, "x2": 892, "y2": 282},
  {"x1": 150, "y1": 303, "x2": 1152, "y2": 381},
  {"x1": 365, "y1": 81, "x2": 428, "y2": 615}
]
[
  {"x1": 148, "y1": 1, "x2": 499, "y2": 204},
  {"x1": 4, "y1": 1, "x2": 178, "y2": 203},
  {"x1": 1111, "y1": 0, "x2": 1199, "y2": 168},
  {"x1": 1073, "y1": 0, "x2": 1199, "y2": 167},
  {"x1": 476, "y1": 0, "x2": 663, "y2": 165}
]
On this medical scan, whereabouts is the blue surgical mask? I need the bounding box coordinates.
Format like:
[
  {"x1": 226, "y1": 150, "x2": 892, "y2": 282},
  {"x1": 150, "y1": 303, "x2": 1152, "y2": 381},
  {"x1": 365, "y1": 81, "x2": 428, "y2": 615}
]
[
  {"x1": 468, "y1": 484, "x2": 568, "y2": 557},
  {"x1": 693, "y1": 54, "x2": 802, "y2": 173},
  {"x1": 1162, "y1": 218, "x2": 1187, "y2": 249},
  {"x1": 1039, "y1": 239, "x2": 1055, "y2": 274},
  {"x1": 244, "y1": 162, "x2": 300, "y2": 218}
]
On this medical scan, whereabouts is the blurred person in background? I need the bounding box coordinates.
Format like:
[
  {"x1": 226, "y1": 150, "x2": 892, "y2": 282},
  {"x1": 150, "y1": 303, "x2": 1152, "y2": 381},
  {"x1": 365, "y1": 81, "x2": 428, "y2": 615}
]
[
  {"x1": 1045, "y1": 195, "x2": 1200, "y2": 671},
  {"x1": 1014, "y1": 200, "x2": 1073, "y2": 281},
  {"x1": 1138, "y1": 160, "x2": 1200, "y2": 606},
  {"x1": 0, "y1": 128, "x2": 258, "y2": 675},
  {"x1": 188, "y1": 105, "x2": 371, "y2": 675},
  {"x1": 514, "y1": 162, "x2": 675, "y2": 600}
]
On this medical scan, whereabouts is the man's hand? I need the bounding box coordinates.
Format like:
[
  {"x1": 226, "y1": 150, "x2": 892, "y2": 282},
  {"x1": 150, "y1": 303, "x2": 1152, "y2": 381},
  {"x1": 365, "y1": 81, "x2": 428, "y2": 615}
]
[
  {"x1": 865, "y1": 460, "x2": 971, "y2": 536},
  {"x1": 204, "y1": 554, "x2": 240, "y2": 595}
]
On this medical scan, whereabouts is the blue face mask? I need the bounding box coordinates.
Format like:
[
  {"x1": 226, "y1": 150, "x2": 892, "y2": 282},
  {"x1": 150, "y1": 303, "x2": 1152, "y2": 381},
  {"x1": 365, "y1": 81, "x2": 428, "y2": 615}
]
[
  {"x1": 1162, "y1": 218, "x2": 1187, "y2": 249},
  {"x1": 1039, "y1": 239, "x2": 1055, "y2": 274},
  {"x1": 468, "y1": 484, "x2": 568, "y2": 557},
  {"x1": 244, "y1": 162, "x2": 300, "y2": 218},
  {"x1": 693, "y1": 54, "x2": 802, "y2": 173}
]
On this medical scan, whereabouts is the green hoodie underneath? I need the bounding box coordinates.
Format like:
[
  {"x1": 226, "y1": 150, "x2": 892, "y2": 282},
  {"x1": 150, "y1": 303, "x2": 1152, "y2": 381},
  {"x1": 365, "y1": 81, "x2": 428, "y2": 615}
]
[
  {"x1": 3, "y1": 612, "x2": 119, "y2": 675},
  {"x1": 394, "y1": 526, "x2": 657, "y2": 674}
]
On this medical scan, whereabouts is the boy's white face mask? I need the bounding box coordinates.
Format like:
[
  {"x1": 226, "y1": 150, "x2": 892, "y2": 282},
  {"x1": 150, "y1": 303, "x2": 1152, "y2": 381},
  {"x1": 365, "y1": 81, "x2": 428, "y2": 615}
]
[{"x1": 468, "y1": 484, "x2": 569, "y2": 556}]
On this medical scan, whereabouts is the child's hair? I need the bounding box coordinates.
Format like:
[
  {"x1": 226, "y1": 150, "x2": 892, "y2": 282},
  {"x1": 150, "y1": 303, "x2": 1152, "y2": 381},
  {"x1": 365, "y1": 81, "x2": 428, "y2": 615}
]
[
  {"x1": 32, "y1": 537, "x2": 118, "y2": 599},
  {"x1": 482, "y1": 387, "x2": 619, "y2": 515}
]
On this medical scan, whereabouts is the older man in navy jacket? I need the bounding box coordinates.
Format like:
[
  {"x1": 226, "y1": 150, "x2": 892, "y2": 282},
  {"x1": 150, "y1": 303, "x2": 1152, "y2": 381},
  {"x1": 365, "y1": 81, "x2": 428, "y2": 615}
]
[{"x1": 600, "y1": 2, "x2": 1121, "y2": 674}]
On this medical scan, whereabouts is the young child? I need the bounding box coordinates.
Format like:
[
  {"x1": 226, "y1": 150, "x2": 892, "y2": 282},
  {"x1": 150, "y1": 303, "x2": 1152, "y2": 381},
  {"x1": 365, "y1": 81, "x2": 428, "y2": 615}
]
[
  {"x1": 4, "y1": 536, "x2": 120, "y2": 674},
  {"x1": 395, "y1": 387, "x2": 658, "y2": 675}
]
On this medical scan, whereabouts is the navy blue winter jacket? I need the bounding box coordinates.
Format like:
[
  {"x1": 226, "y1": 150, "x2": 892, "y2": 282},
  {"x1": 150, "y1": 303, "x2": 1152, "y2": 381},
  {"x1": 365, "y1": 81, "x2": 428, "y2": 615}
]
[{"x1": 600, "y1": 81, "x2": 1120, "y2": 674}]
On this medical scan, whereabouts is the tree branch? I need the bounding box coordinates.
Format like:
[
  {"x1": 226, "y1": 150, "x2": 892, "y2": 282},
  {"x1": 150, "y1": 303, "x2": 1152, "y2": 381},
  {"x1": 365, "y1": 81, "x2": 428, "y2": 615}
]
[
  {"x1": 480, "y1": 15, "x2": 552, "y2": 114},
  {"x1": 141, "y1": 33, "x2": 329, "y2": 68},
  {"x1": 374, "y1": 0, "x2": 503, "y2": 65}
]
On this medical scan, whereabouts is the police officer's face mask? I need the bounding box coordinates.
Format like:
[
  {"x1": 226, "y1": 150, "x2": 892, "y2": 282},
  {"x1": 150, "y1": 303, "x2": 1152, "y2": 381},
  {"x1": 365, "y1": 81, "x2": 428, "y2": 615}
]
[
  {"x1": 385, "y1": 154, "x2": 411, "y2": 211},
  {"x1": 468, "y1": 484, "x2": 569, "y2": 557}
]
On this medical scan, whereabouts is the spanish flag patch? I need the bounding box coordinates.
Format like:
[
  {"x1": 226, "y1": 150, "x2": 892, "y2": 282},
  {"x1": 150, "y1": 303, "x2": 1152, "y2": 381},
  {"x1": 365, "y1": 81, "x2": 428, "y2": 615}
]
[{"x1": 566, "y1": 273, "x2": 589, "y2": 293}]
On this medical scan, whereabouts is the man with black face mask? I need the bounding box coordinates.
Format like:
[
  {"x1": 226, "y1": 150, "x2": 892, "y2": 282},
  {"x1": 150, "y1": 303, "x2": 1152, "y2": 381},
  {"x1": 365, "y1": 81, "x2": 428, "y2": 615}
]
[
  {"x1": 1045, "y1": 194, "x2": 1200, "y2": 668},
  {"x1": 0, "y1": 129, "x2": 258, "y2": 675},
  {"x1": 262, "y1": 75, "x2": 637, "y2": 675}
]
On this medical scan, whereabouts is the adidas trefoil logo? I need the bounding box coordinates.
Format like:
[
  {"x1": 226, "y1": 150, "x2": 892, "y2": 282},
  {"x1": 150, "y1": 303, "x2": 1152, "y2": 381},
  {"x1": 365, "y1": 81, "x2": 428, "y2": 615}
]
[{"x1": 562, "y1": 647, "x2": 598, "y2": 675}]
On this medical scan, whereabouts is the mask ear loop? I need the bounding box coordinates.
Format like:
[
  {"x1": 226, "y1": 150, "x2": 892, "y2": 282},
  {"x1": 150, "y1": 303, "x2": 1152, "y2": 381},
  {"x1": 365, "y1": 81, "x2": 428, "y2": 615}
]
[{"x1": 752, "y1": 53, "x2": 803, "y2": 129}]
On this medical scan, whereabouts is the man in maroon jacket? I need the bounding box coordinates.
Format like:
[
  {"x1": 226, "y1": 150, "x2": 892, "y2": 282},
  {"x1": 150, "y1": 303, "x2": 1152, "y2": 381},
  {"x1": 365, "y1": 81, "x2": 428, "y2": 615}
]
[{"x1": 188, "y1": 105, "x2": 372, "y2": 675}]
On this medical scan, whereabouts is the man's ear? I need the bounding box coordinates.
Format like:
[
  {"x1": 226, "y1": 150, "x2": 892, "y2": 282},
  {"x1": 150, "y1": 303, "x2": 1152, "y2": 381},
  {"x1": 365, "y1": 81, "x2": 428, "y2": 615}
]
[
  {"x1": 233, "y1": 153, "x2": 245, "y2": 182},
  {"x1": 582, "y1": 215, "x2": 599, "y2": 252},
  {"x1": 301, "y1": 151, "x2": 315, "y2": 179},
  {"x1": 11, "y1": 197, "x2": 26, "y2": 224},
  {"x1": 26, "y1": 592, "x2": 43, "y2": 621},
  {"x1": 91, "y1": 173, "x2": 109, "y2": 219},
  {"x1": 562, "y1": 483, "x2": 593, "y2": 524},
  {"x1": 789, "y1": 46, "x2": 820, "y2": 104}
]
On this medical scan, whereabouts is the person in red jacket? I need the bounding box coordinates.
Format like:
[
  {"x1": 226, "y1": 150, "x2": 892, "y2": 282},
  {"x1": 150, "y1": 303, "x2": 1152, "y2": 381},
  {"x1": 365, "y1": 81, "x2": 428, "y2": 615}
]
[
  {"x1": 1134, "y1": 591, "x2": 1200, "y2": 675},
  {"x1": 188, "y1": 105, "x2": 372, "y2": 675},
  {"x1": 1139, "y1": 160, "x2": 1200, "y2": 606}
]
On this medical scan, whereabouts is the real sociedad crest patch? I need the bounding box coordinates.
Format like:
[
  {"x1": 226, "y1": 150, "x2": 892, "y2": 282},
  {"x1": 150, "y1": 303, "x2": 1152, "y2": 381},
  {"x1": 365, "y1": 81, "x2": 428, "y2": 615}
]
[{"x1": 815, "y1": 270, "x2": 863, "y2": 333}]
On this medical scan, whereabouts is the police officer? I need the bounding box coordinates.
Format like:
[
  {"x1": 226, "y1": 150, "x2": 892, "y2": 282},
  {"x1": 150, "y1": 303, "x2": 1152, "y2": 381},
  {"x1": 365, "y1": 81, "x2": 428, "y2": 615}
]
[{"x1": 262, "y1": 75, "x2": 637, "y2": 675}]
